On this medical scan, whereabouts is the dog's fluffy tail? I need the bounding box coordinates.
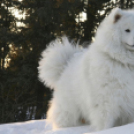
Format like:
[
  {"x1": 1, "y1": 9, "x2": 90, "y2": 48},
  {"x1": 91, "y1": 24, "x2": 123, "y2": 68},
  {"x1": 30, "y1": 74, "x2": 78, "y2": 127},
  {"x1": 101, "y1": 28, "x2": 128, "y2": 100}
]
[{"x1": 38, "y1": 37, "x2": 81, "y2": 89}]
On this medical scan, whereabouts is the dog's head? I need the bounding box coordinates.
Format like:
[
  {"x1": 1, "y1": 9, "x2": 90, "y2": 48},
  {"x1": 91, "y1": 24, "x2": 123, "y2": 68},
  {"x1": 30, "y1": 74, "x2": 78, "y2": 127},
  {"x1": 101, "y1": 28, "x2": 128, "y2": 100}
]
[{"x1": 95, "y1": 8, "x2": 134, "y2": 64}]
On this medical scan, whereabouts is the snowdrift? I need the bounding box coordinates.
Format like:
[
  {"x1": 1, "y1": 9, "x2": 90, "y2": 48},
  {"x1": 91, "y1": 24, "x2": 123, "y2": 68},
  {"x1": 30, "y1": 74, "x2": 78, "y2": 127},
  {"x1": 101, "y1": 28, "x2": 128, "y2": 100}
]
[{"x1": 0, "y1": 119, "x2": 134, "y2": 134}]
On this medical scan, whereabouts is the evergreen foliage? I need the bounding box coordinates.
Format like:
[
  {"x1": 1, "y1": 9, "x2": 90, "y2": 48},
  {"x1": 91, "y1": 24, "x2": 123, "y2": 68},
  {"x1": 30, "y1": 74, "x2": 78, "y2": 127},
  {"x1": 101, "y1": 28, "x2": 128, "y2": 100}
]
[{"x1": 0, "y1": 0, "x2": 133, "y2": 123}]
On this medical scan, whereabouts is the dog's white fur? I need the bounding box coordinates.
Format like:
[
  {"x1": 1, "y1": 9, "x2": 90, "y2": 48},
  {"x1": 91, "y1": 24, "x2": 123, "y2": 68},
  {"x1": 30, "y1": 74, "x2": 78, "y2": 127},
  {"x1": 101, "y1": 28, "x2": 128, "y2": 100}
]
[{"x1": 38, "y1": 8, "x2": 134, "y2": 131}]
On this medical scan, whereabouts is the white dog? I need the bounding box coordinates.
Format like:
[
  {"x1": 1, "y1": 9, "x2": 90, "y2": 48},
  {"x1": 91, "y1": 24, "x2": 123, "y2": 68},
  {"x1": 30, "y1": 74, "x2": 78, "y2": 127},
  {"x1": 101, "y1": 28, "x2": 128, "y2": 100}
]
[{"x1": 38, "y1": 8, "x2": 134, "y2": 131}]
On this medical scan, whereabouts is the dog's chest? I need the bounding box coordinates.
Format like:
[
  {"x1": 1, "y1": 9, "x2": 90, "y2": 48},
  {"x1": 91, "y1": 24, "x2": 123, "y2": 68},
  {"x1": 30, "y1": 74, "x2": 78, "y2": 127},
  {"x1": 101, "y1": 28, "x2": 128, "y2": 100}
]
[
  {"x1": 88, "y1": 58, "x2": 134, "y2": 113},
  {"x1": 89, "y1": 57, "x2": 134, "y2": 91}
]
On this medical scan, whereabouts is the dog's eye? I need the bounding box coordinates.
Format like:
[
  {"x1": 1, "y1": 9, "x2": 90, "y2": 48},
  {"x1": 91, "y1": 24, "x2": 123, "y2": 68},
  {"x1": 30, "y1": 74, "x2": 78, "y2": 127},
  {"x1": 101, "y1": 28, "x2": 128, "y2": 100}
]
[{"x1": 125, "y1": 29, "x2": 130, "y2": 32}]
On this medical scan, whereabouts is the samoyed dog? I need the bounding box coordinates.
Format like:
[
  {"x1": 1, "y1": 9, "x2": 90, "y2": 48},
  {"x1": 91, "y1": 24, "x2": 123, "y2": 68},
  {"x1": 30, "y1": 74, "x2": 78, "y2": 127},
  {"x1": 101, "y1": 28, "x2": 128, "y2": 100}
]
[{"x1": 38, "y1": 8, "x2": 134, "y2": 131}]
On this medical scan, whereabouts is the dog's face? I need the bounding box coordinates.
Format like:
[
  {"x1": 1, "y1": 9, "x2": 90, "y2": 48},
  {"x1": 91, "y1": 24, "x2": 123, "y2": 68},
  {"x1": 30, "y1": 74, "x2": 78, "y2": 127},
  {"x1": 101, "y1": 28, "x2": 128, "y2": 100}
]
[
  {"x1": 110, "y1": 8, "x2": 134, "y2": 51},
  {"x1": 96, "y1": 8, "x2": 134, "y2": 51},
  {"x1": 94, "y1": 8, "x2": 134, "y2": 64},
  {"x1": 120, "y1": 17, "x2": 134, "y2": 51}
]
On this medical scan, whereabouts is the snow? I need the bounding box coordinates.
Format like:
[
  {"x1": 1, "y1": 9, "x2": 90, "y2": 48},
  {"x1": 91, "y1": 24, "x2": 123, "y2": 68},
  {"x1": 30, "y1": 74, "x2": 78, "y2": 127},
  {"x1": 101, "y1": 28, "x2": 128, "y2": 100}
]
[{"x1": 0, "y1": 119, "x2": 134, "y2": 134}]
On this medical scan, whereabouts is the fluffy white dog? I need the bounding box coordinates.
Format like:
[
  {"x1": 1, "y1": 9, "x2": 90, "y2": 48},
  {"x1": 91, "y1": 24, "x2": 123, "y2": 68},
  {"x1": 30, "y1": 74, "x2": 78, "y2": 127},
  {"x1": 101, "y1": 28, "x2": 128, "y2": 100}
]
[{"x1": 38, "y1": 8, "x2": 134, "y2": 131}]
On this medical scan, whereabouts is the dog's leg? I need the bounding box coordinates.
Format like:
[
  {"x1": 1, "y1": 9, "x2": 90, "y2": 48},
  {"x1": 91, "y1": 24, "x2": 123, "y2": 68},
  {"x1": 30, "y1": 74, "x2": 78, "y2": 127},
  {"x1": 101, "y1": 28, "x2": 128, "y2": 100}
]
[
  {"x1": 89, "y1": 106, "x2": 116, "y2": 131},
  {"x1": 47, "y1": 98, "x2": 81, "y2": 130}
]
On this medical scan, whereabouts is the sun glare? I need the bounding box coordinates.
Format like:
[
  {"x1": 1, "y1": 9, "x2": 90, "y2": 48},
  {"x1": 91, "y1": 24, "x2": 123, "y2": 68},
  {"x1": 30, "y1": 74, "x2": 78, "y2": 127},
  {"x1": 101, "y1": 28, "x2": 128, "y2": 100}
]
[
  {"x1": 14, "y1": 10, "x2": 24, "y2": 19},
  {"x1": 13, "y1": 8, "x2": 25, "y2": 27},
  {"x1": 112, "y1": 0, "x2": 116, "y2": 3},
  {"x1": 76, "y1": 12, "x2": 87, "y2": 23}
]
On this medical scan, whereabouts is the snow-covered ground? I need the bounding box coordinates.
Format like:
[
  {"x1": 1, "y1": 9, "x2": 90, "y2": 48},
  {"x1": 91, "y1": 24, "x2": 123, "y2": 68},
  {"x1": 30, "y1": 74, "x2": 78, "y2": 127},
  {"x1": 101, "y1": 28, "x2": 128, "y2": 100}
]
[{"x1": 0, "y1": 119, "x2": 134, "y2": 134}]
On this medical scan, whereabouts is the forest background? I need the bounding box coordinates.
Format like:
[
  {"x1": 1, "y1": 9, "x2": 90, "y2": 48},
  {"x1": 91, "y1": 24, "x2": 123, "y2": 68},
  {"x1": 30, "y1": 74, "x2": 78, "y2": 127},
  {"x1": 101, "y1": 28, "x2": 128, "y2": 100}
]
[{"x1": 0, "y1": 0, "x2": 133, "y2": 123}]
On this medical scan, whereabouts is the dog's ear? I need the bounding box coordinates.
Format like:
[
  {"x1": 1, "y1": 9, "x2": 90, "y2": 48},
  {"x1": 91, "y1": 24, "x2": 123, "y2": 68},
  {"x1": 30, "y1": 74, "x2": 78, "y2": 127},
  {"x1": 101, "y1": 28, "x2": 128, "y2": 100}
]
[
  {"x1": 113, "y1": 8, "x2": 122, "y2": 23},
  {"x1": 114, "y1": 14, "x2": 121, "y2": 23},
  {"x1": 109, "y1": 8, "x2": 122, "y2": 23}
]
